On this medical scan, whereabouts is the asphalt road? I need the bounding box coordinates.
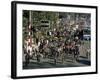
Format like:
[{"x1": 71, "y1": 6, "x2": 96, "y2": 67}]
[{"x1": 23, "y1": 41, "x2": 91, "y2": 69}]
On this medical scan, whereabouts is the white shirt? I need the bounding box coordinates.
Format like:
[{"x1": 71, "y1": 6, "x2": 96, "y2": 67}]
[{"x1": 27, "y1": 46, "x2": 32, "y2": 56}]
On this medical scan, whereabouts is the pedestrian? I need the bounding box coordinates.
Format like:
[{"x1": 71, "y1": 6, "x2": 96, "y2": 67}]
[{"x1": 25, "y1": 50, "x2": 30, "y2": 67}]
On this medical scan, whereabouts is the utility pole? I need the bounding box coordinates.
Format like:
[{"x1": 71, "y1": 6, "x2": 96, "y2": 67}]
[{"x1": 28, "y1": 10, "x2": 32, "y2": 46}]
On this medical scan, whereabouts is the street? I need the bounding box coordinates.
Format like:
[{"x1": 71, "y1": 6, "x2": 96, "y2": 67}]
[{"x1": 23, "y1": 41, "x2": 91, "y2": 69}]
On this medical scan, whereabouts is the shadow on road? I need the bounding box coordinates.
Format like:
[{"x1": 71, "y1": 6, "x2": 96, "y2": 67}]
[{"x1": 77, "y1": 59, "x2": 91, "y2": 65}]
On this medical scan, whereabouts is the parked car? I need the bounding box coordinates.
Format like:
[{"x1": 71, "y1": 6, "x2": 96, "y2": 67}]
[
  {"x1": 83, "y1": 34, "x2": 91, "y2": 40},
  {"x1": 83, "y1": 27, "x2": 91, "y2": 40}
]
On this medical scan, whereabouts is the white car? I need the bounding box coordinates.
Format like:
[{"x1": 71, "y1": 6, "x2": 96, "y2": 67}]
[{"x1": 83, "y1": 34, "x2": 91, "y2": 40}]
